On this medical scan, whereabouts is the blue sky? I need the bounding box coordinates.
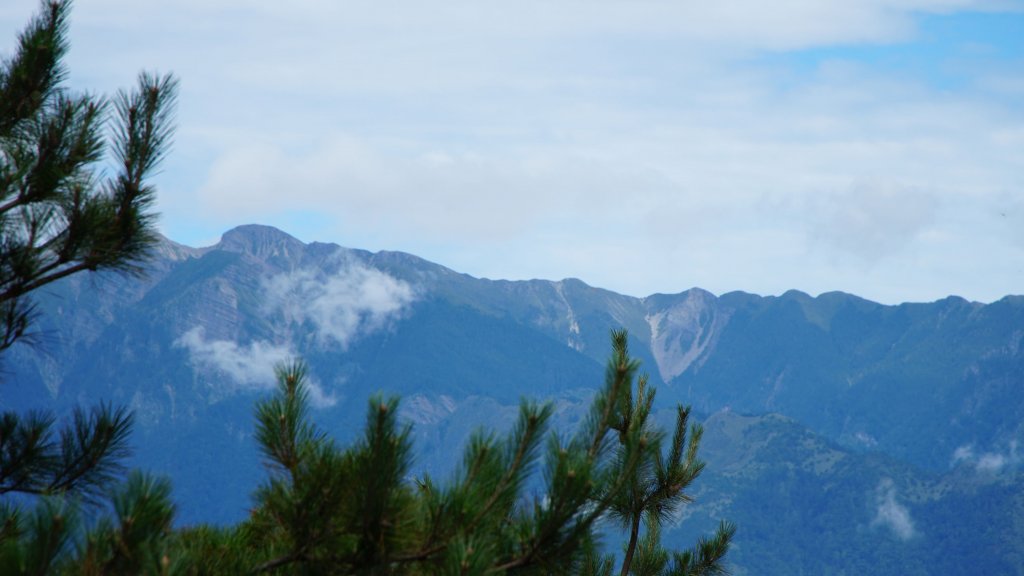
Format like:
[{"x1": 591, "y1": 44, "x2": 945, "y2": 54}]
[{"x1": 2, "y1": 0, "x2": 1022, "y2": 304}]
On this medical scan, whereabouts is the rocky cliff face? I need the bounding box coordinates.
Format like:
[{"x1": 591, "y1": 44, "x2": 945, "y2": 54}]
[{"x1": 644, "y1": 288, "x2": 729, "y2": 382}]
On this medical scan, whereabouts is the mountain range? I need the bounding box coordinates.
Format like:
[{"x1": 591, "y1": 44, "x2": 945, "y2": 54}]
[{"x1": 4, "y1": 224, "x2": 1023, "y2": 574}]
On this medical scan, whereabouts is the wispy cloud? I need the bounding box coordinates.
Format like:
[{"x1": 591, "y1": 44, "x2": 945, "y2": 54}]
[
  {"x1": 872, "y1": 479, "x2": 917, "y2": 541},
  {"x1": 174, "y1": 327, "x2": 337, "y2": 408},
  {"x1": 175, "y1": 327, "x2": 292, "y2": 388},
  {"x1": 952, "y1": 441, "x2": 1021, "y2": 473},
  {"x1": 172, "y1": 259, "x2": 414, "y2": 407},
  {"x1": 261, "y1": 260, "x2": 416, "y2": 348}
]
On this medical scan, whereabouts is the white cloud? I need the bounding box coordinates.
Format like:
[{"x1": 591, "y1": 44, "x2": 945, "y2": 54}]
[
  {"x1": 810, "y1": 181, "x2": 940, "y2": 262},
  {"x1": 976, "y1": 452, "x2": 1009, "y2": 473},
  {"x1": 180, "y1": 58, "x2": 1023, "y2": 303},
  {"x1": 174, "y1": 327, "x2": 337, "y2": 408},
  {"x1": 952, "y1": 444, "x2": 976, "y2": 464},
  {"x1": 302, "y1": 381, "x2": 339, "y2": 410},
  {"x1": 172, "y1": 260, "x2": 411, "y2": 406},
  {"x1": 175, "y1": 327, "x2": 292, "y2": 388},
  {"x1": 261, "y1": 261, "x2": 416, "y2": 348},
  {"x1": 872, "y1": 479, "x2": 917, "y2": 541},
  {"x1": 952, "y1": 441, "x2": 1020, "y2": 473},
  {"x1": 42, "y1": 1, "x2": 1021, "y2": 67},
  {"x1": 4, "y1": 0, "x2": 1023, "y2": 304}
]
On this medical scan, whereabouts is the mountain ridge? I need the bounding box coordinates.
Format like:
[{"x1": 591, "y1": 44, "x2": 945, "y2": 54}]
[
  {"x1": 132, "y1": 224, "x2": 1023, "y2": 474},
  {"x1": 182, "y1": 223, "x2": 1002, "y2": 306},
  {"x1": 5, "y1": 223, "x2": 1022, "y2": 574}
]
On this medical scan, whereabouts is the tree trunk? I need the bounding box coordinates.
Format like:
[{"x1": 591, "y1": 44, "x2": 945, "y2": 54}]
[{"x1": 619, "y1": 514, "x2": 641, "y2": 576}]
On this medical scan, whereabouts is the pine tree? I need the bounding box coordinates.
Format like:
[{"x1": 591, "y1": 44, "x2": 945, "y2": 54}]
[
  {"x1": 601, "y1": 331, "x2": 736, "y2": 576},
  {"x1": 0, "y1": 2, "x2": 178, "y2": 573},
  {"x1": 0, "y1": 0, "x2": 177, "y2": 352},
  {"x1": 184, "y1": 330, "x2": 732, "y2": 575},
  {"x1": 234, "y1": 354, "x2": 646, "y2": 573}
]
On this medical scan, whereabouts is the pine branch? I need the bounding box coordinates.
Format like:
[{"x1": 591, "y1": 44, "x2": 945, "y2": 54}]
[
  {"x1": 589, "y1": 329, "x2": 638, "y2": 458},
  {"x1": 494, "y1": 426, "x2": 646, "y2": 572},
  {"x1": 251, "y1": 551, "x2": 304, "y2": 574},
  {"x1": 469, "y1": 401, "x2": 549, "y2": 530},
  {"x1": 671, "y1": 520, "x2": 736, "y2": 576},
  {"x1": 0, "y1": 31, "x2": 176, "y2": 353},
  {"x1": 45, "y1": 404, "x2": 133, "y2": 502},
  {"x1": 348, "y1": 395, "x2": 412, "y2": 567},
  {"x1": 395, "y1": 401, "x2": 552, "y2": 565},
  {"x1": 0, "y1": 1, "x2": 69, "y2": 136},
  {"x1": 75, "y1": 472, "x2": 175, "y2": 575},
  {"x1": 0, "y1": 410, "x2": 55, "y2": 496},
  {"x1": 21, "y1": 497, "x2": 76, "y2": 576}
]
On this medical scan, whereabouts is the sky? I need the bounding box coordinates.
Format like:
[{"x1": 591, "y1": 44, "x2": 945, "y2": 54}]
[{"x1": 2, "y1": 1, "x2": 1023, "y2": 304}]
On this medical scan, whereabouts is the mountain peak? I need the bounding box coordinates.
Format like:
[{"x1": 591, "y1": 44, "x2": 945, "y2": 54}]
[{"x1": 216, "y1": 224, "x2": 305, "y2": 259}]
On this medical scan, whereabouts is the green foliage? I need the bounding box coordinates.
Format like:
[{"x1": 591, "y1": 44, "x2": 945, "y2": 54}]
[
  {"x1": 0, "y1": 0, "x2": 177, "y2": 352},
  {"x1": 0, "y1": 404, "x2": 133, "y2": 502},
  {"x1": 597, "y1": 331, "x2": 734, "y2": 576},
  {"x1": 0, "y1": 471, "x2": 177, "y2": 576},
  {"x1": 0, "y1": 497, "x2": 76, "y2": 575},
  {"x1": 73, "y1": 472, "x2": 176, "y2": 575},
  {"x1": 0, "y1": 1, "x2": 178, "y2": 574},
  {"x1": 164, "y1": 330, "x2": 730, "y2": 574},
  {"x1": 670, "y1": 520, "x2": 735, "y2": 576},
  {"x1": 236, "y1": 357, "x2": 629, "y2": 572}
]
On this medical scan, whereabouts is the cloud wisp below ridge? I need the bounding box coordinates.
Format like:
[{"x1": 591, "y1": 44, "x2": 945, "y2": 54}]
[
  {"x1": 872, "y1": 479, "x2": 917, "y2": 541},
  {"x1": 174, "y1": 259, "x2": 416, "y2": 407},
  {"x1": 261, "y1": 261, "x2": 416, "y2": 349},
  {"x1": 952, "y1": 440, "x2": 1021, "y2": 473}
]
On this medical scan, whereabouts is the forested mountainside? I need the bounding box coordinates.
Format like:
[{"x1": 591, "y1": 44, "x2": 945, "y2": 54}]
[{"x1": 5, "y1": 224, "x2": 1022, "y2": 574}]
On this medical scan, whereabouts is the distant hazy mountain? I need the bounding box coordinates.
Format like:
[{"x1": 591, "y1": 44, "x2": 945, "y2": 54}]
[{"x1": 4, "y1": 224, "x2": 1022, "y2": 574}]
